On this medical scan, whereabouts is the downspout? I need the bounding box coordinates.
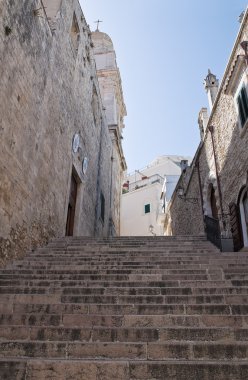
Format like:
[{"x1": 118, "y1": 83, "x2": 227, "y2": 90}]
[
  {"x1": 208, "y1": 125, "x2": 225, "y2": 231},
  {"x1": 109, "y1": 144, "x2": 114, "y2": 237},
  {"x1": 195, "y1": 160, "x2": 205, "y2": 231},
  {"x1": 94, "y1": 118, "x2": 104, "y2": 236}
]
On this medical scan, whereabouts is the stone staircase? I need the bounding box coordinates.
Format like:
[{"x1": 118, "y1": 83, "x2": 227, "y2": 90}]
[{"x1": 1, "y1": 236, "x2": 248, "y2": 379}]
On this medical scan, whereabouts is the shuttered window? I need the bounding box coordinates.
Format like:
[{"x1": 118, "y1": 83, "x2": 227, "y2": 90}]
[
  {"x1": 144, "y1": 204, "x2": 150, "y2": 214},
  {"x1": 237, "y1": 87, "x2": 248, "y2": 128}
]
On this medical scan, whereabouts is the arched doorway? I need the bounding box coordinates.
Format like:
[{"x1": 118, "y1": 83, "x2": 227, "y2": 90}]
[
  {"x1": 210, "y1": 184, "x2": 218, "y2": 220},
  {"x1": 239, "y1": 187, "x2": 248, "y2": 247},
  {"x1": 204, "y1": 183, "x2": 221, "y2": 249}
]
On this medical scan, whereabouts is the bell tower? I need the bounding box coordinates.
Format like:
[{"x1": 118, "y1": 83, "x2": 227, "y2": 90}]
[
  {"x1": 204, "y1": 69, "x2": 219, "y2": 111},
  {"x1": 91, "y1": 28, "x2": 127, "y2": 236}
]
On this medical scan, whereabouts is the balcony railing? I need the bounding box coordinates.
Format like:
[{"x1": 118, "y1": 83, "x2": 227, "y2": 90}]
[{"x1": 123, "y1": 174, "x2": 163, "y2": 193}]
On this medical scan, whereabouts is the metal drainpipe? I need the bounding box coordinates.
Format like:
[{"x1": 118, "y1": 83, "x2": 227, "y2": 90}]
[
  {"x1": 109, "y1": 145, "x2": 114, "y2": 237},
  {"x1": 208, "y1": 125, "x2": 225, "y2": 230},
  {"x1": 195, "y1": 160, "x2": 205, "y2": 230},
  {"x1": 94, "y1": 118, "x2": 104, "y2": 237}
]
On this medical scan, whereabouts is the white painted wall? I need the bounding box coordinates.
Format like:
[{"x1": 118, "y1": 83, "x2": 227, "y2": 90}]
[
  {"x1": 120, "y1": 155, "x2": 192, "y2": 236},
  {"x1": 121, "y1": 182, "x2": 163, "y2": 236}
]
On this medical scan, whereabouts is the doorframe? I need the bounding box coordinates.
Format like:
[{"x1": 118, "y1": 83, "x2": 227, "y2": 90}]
[
  {"x1": 239, "y1": 186, "x2": 248, "y2": 247},
  {"x1": 65, "y1": 165, "x2": 84, "y2": 237}
]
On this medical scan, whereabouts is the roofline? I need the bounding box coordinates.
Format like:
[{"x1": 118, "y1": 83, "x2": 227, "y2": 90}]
[{"x1": 207, "y1": 6, "x2": 248, "y2": 124}]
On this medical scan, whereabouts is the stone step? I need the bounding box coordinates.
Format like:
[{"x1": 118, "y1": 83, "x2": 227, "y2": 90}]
[
  {"x1": 4, "y1": 291, "x2": 245, "y2": 306},
  {"x1": 1, "y1": 284, "x2": 248, "y2": 296},
  {"x1": 1, "y1": 359, "x2": 248, "y2": 380},
  {"x1": 0, "y1": 325, "x2": 248, "y2": 342},
  {"x1": 2, "y1": 326, "x2": 248, "y2": 343},
  {"x1": 2, "y1": 268, "x2": 211, "y2": 276},
  {"x1": 3, "y1": 290, "x2": 247, "y2": 305},
  {"x1": 0, "y1": 304, "x2": 247, "y2": 323},
  {"x1": 0, "y1": 280, "x2": 248, "y2": 296},
  {"x1": 1, "y1": 340, "x2": 248, "y2": 361},
  {"x1": 0, "y1": 312, "x2": 247, "y2": 328},
  {"x1": 10, "y1": 261, "x2": 248, "y2": 270},
  {"x1": 19, "y1": 256, "x2": 248, "y2": 264},
  {"x1": 0, "y1": 277, "x2": 234, "y2": 288}
]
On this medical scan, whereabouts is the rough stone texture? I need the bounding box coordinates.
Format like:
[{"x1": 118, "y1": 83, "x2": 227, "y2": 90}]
[
  {"x1": 92, "y1": 30, "x2": 127, "y2": 236},
  {"x1": 0, "y1": 0, "x2": 126, "y2": 266},
  {"x1": 164, "y1": 11, "x2": 248, "y2": 241},
  {"x1": 0, "y1": 236, "x2": 248, "y2": 379}
]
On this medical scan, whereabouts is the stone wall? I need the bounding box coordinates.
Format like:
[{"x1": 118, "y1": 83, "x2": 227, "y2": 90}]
[
  {"x1": 0, "y1": 0, "x2": 114, "y2": 266},
  {"x1": 165, "y1": 159, "x2": 205, "y2": 236},
  {"x1": 91, "y1": 30, "x2": 127, "y2": 236},
  {"x1": 164, "y1": 11, "x2": 248, "y2": 246}
]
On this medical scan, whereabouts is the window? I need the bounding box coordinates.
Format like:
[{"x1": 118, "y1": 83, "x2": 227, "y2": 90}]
[
  {"x1": 237, "y1": 86, "x2": 248, "y2": 128},
  {"x1": 144, "y1": 204, "x2": 150, "y2": 214},
  {"x1": 100, "y1": 192, "x2": 105, "y2": 222},
  {"x1": 70, "y1": 13, "x2": 80, "y2": 54}
]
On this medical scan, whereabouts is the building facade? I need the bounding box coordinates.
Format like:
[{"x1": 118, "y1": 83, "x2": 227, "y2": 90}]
[
  {"x1": 0, "y1": 0, "x2": 126, "y2": 266},
  {"x1": 164, "y1": 9, "x2": 248, "y2": 251},
  {"x1": 92, "y1": 30, "x2": 127, "y2": 236},
  {"x1": 121, "y1": 156, "x2": 191, "y2": 236}
]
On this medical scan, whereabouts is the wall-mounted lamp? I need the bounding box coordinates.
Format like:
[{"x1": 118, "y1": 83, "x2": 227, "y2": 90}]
[
  {"x1": 177, "y1": 186, "x2": 198, "y2": 204},
  {"x1": 149, "y1": 225, "x2": 156, "y2": 236}
]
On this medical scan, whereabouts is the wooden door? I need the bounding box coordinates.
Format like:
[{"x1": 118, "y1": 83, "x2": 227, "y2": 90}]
[
  {"x1": 66, "y1": 173, "x2": 78, "y2": 236},
  {"x1": 210, "y1": 186, "x2": 218, "y2": 220},
  {"x1": 229, "y1": 202, "x2": 244, "y2": 251}
]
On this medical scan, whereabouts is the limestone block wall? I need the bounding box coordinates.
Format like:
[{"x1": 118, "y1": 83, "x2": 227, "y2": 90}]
[
  {"x1": 165, "y1": 164, "x2": 205, "y2": 236},
  {"x1": 110, "y1": 138, "x2": 124, "y2": 236},
  {"x1": 0, "y1": 0, "x2": 113, "y2": 266}
]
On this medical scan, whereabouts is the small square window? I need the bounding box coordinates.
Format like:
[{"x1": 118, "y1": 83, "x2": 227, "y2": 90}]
[{"x1": 144, "y1": 204, "x2": 150, "y2": 214}]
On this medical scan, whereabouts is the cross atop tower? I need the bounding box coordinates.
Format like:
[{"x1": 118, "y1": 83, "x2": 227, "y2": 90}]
[{"x1": 94, "y1": 20, "x2": 103, "y2": 31}]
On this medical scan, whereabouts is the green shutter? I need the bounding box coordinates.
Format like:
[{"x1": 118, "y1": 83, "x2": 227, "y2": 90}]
[
  {"x1": 241, "y1": 87, "x2": 248, "y2": 121},
  {"x1": 144, "y1": 204, "x2": 150, "y2": 214},
  {"x1": 238, "y1": 95, "x2": 246, "y2": 127}
]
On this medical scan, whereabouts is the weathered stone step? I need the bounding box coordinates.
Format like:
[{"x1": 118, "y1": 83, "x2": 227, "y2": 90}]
[
  {"x1": 2, "y1": 283, "x2": 248, "y2": 296},
  {"x1": 3, "y1": 268, "x2": 211, "y2": 276},
  {"x1": 53, "y1": 249, "x2": 218, "y2": 255},
  {"x1": 1, "y1": 340, "x2": 248, "y2": 361},
  {"x1": 8, "y1": 257, "x2": 221, "y2": 265},
  {"x1": 1, "y1": 303, "x2": 246, "y2": 321},
  {"x1": 1, "y1": 358, "x2": 248, "y2": 380},
  {"x1": 1, "y1": 311, "x2": 246, "y2": 328},
  {"x1": 0, "y1": 274, "x2": 213, "y2": 284},
  {"x1": 1, "y1": 282, "x2": 248, "y2": 296},
  {"x1": 0, "y1": 277, "x2": 233, "y2": 289},
  {"x1": 2, "y1": 326, "x2": 248, "y2": 342},
  {"x1": 10, "y1": 262, "x2": 248, "y2": 272}
]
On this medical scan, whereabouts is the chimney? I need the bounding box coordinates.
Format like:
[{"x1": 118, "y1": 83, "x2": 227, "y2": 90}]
[
  {"x1": 198, "y1": 107, "x2": 209, "y2": 140},
  {"x1": 204, "y1": 69, "x2": 219, "y2": 111},
  {"x1": 180, "y1": 160, "x2": 188, "y2": 173}
]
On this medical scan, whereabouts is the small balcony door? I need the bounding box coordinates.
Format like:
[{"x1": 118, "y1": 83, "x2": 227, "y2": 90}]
[{"x1": 65, "y1": 173, "x2": 78, "y2": 236}]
